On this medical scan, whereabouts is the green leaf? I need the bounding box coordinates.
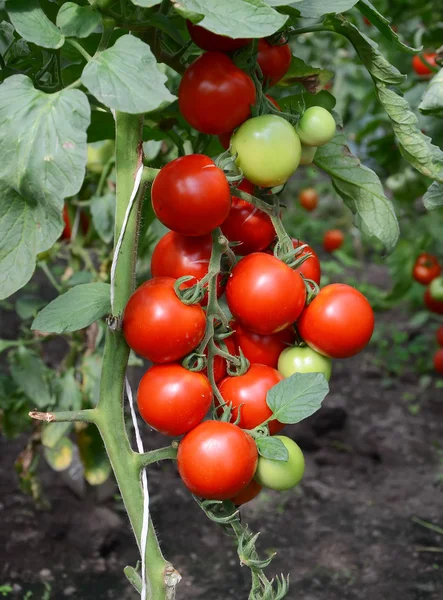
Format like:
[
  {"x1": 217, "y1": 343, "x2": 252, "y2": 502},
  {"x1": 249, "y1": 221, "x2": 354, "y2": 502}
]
[
  {"x1": 278, "y1": 56, "x2": 333, "y2": 93},
  {"x1": 266, "y1": 372, "x2": 329, "y2": 424},
  {"x1": 44, "y1": 436, "x2": 73, "y2": 471},
  {"x1": 42, "y1": 421, "x2": 72, "y2": 449},
  {"x1": 357, "y1": 0, "x2": 421, "y2": 55},
  {"x1": 423, "y1": 181, "x2": 443, "y2": 210},
  {"x1": 88, "y1": 110, "x2": 115, "y2": 142},
  {"x1": 56, "y1": 2, "x2": 102, "y2": 39},
  {"x1": 90, "y1": 194, "x2": 115, "y2": 244},
  {"x1": 0, "y1": 75, "x2": 90, "y2": 300},
  {"x1": 131, "y1": 0, "x2": 162, "y2": 6},
  {"x1": 278, "y1": 89, "x2": 336, "y2": 112},
  {"x1": 77, "y1": 424, "x2": 111, "y2": 486},
  {"x1": 314, "y1": 133, "x2": 400, "y2": 252},
  {"x1": 6, "y1": 0, "x2": 64, "y2": 49},
  {"x1": 15, "y1": 295, "x2": 46, "y2": 320},
  {"x1": 285, "y1": 0, "x2": 359, "y2": 18},
  {"x1": 0, "y1": 21, "x2": 30, "y2": 61},
  {"x1": 256, "y1": 436, "x2": 289, "y2": 461},
  {"x1": 32, "y1": 283, "x2": 111, "y2": 333},
  {"x1": 175, "y1": 0, "x2": 287, "y2": 39},
  {"x1": 9, "y1": 347, "x2": 52, "y2": 408},
  {"x1": 81, "y1": 35, "x2": 176, "y2": 114},
  {"x1": 0, "y1": 339, "x2": 18, "y2": 354},
  {"x1": 419, "y1": 69, "x2": 443, "y2": 116}
]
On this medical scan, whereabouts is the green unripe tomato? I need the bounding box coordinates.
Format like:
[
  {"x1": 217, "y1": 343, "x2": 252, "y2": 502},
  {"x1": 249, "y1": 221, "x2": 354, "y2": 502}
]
[
  {"x1": 430, "y1": 276, "x2": 443, "y2": 302},
  {"x1": 299, "y1": 145, "x2": 317, "y2": 165},
  {"x1": 278, "y1": 345, "x2": 332, "y2": 381},
  {"x1": 255, "y1": 436, "x2": 305, "y2": 491},
  {"x1": 230, "y1": 115, "x2": 301, "y2": 187},
  {"x1": 87, "y1": 140, "x2": 115, "y2": 174},
  {"x1": 297, "y1": 106, "x2": 336, "y2": 147}
]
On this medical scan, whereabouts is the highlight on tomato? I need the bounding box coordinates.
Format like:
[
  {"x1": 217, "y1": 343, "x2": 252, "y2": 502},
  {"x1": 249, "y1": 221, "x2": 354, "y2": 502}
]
[
  {"x1": 255, "y1": 436, "x2": 305, "y2": 491},
  {"x1": 323, "y1": 229, "x2": 344, "y2": 253},
  {"x1": 232, "y1": 320, "x2": 295, "y2": 369},
  {"x1": 297, "y1": 106, "x2": 336, "y2": 147},
  {"x1": 299, "y1": 188, "x2": 318, "y2": 212},
  {"x1": 413, "y1": 253, "x2": 441, "y2": 286},
  {"x1": 257, "y1": 38, "x2": 292, "y2": 87},
  {"x1": 186, "y1": 21, "x2": 249, "y2": 53},
  {"x1": 278, "y1": 345, "x2": 332, "y2": 381}
]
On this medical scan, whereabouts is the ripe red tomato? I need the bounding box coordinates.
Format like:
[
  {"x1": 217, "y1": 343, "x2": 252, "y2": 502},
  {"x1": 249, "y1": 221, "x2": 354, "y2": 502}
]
[
  {"x1": 218, "y1": 364, "x2": 284, "y2": 434},
  {"x1": 178, "y1": 52, "x2": 256, "y2": 135},
  {"x1": 323, "y1": 229, "x2": 344, "y2": 253},
  {"x1": 292, "y1": 239, "x2": 321, "y2": 284},
  {"x1": 122, "y1": 277, "x2": 206, "y2": 363},
  {"x1": 413, "y1": 253, "x2": 441, "y2": 285},
  {"x1": 230, "y1": 479, "x2": 262, "y2": 506},
  {"x1": 61, "y1": 204, "x2": 72, "y2": 240},
  {"x1": 186, "y1": 21, "x2": 249, "y2": 52},
  {"x1": 412, "y1": 53, "x2": 437, "y2": 76},
  {"x1": 221, "y1": 179, "x2": 275, "y2": 255},
  {"x1": 437, "y1": 326, "x2": 443, "y2": 347},
  {"x1": 151, "y1": 232, "x2": 225, "y2": 306},
  {"x1": 298, "y1": 283, "x2": 374, "y2": 358},
  {"x1": 138, "y1": 364, "x2": 212, "y2": 436},
  {"x1": 232, "y1": 320, "x2": 295, "y2": 368},
  {"x1": 299, "y1": 188, "x2": 318, "y2": 211},
  {"x1": 151, "y1": 155, "x2": 231, "y2": 236},
  {"x1": 424, "y1": 287, "x2": 443, "y2": 314},
  {"x1": 434, "y1": 348, "x2": 443, "y2": 374},
  {"x1": 226, "y1": 253, "x2": 306, "y2": 335},
  {"x1": 257, "y1": 38, "x2": 292, "y2": 86},
  {"x1": 204, "y1": 335, "x2": 237, "y2": 383},
  {"x1": 177, "y1": 421, "x2": 258, "y2": 500}
]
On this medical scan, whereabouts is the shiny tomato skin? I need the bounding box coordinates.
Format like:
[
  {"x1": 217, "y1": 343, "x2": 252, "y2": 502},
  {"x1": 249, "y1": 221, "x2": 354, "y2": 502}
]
[
  {"x1": 299, "y1": 188, "x2": 318, "y2": 211},
  {"x1": 424, "y1": 287, "x2": 443, "y2": 314},
  {"x1": 266, "y1": 94, "x2": 281, "y2": 110},
  {"x1": 323, "y1": 229, "x2": 344, "y2": 252},
  {"x1": 412, "y1": 253, "x2": 441, "y2": 285},
  {"x1": 434, "y1": 348, "x2": 443, "y2": 374},
  {"x1": 186, "y1": 21, "x2": 249, "y2": 52},
  {"x1": 436, "y1": 325, "x2": 443, "y2": 347},
  {"x1": 292, "y1": 239, "x2": 321, "y2": 284},
  {"x1": 151, "y1": 231, "x2": 225, "y2": 306},
  {"x1": 257, "y1": 38, "x2": 292, "y2": 86},
  {"x1": 298, "y1": 283, "x2": 374, "y2": 359},
  {"x1": 178, "y1": 52, "x2": 256, "y2": 135},
  {"x1": 137, "y1": 364, "x2": 212, "y2": 436},
  {"x1": 218, "y1": 364, "x2": 284, "y2": 434},
  {"x1": 226, "y1": 253, "x2": 307, "y2": 335},
  {"x1": 278, "y1": 345, "x2": 332, "y2": 381},
  {"x1": 222, "y1": 179, "x2": 275, "y2": 255},
  {"x1": 299, "y1": 145, "x2": 317, "y2": 165},
  {"x1": 151, "y1": 155, "x2": 231, "y2": 236},
  {"x1": 122, "y1": 277, "x2": 206, "y2": 363},
  {"x1": 297, "y1": 106, "x2": 336, "y2": 147},
  {"x1": 412, "y1": 53, "x2": 437, "y2": 76},
  {"x1": 177, "y1": 421, "x2": 258, "y2": 500},
  {"x1": 204, "y1": 335, "x2": 237, "y2": 383},
  {"x1": 255, "y1": 436, "x2": 305, "y2": 491},
  {"x1": 233, "y1": 320, "x2": 295, "y2": 368},
  {"x1": 231, "y1": 479, "x2": 262, "y2": 506}
]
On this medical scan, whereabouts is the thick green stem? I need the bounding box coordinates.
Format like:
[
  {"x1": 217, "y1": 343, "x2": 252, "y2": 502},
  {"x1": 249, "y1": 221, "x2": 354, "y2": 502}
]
[{"x1": 136, "y1": 444, "x2": 178, "y2": 469}]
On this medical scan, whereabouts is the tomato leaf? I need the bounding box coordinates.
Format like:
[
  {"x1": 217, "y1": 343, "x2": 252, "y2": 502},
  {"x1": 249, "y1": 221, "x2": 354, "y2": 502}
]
[
  {"x1": 42, "y1": 422, "x2": 73, "y2": 449},
  {"x1": 419, "y1": 69, "x2": 443, "y2": 117},
  {"x1": 58, "y1": 369, "x2": 83, "y2": 412},
  {"x1": 0, "y1": 75, "x2": 90, "y2": 300},
  {"x1": 314, "y1": 133, "x2": 400, "y2": 252},
  {"x1": 278, "y1": 89, "x2": 336, "y2": 112},
  {"x1": 77, "y1": 424, "x2": 111, "y2": 486},
  {"x1": 274, "y1": 0, "x2": 359, "y2": 18},
  {"x1": 44, "y1": 436, "x2": 74, "y2": 472},
  {"x1": 56, "y1": 2, "x2": 102, "y2": 39},
  {"x1": 256, "y1": 436, "x2": 289, "y2": 462},
  {"x1": 130, "y1": 0, "x2": 162, "y2": 6},
  {"x1": 174, "y1": 0, "x2": 287, "y2": 39},
  {"x1": 9, "y1": 347, "x2": 53, "y2": 408},
  {"x1": 6, "y1": 0, "x2": 64, "y2": 49},
  {"x1": 278, "y1": 56, "x2": 333, "y2": 93},
  {"x1": 423, "y1": 181, "x2": 443, "y2": 210},
  {"x1": 90, "y1": 194, "x2": 115, "y2": 244},
  {"x1": 266, "y1": 372, "x2": 329, "y2": 424},
  {"x1": 31, "y1": 283, "x2": 111, "y2": 334}
]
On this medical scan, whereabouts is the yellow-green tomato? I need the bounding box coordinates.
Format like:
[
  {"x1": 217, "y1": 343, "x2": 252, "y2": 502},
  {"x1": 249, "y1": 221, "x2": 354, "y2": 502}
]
[
  {"x1": 255, "y1": 436, "x2": 305, "y2": 491},
  {"x1": 430, "y1": 276, "x2": 443, "y2": 302},
  {"x1": 299, "y1": 144, "x2": 317, "y2": 165},
  {"x1": 87, "y1": 140, "x2": 115, "y2": 174},
  {"x1": 230, "y1": 115, "x2": 301, "y2": 187},
  {"x1": 278, "y1": 345, "x2": 332, "y2": 381},
  {"x1": 297, "y1": 106, "x2": 336, "y2": 147}
]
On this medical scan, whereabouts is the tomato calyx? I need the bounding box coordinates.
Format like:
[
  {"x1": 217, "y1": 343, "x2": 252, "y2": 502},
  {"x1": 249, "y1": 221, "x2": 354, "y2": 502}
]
[
  {"x1": 304, "y1": 278, "x2": 321, "y2": 304},
  {"x1": 216, "y1": 149, "x2": 244, "y2": 183}
]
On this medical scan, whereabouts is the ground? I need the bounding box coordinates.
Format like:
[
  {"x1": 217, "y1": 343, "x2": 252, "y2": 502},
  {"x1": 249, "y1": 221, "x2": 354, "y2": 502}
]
[{"x1": 1, "y1": 266, "x2": 443, "y2": 600}]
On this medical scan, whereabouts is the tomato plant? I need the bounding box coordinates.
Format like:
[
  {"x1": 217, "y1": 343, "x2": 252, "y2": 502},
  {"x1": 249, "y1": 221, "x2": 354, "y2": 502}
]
[{"x1": 255, "y1": 436, "x2": 305, "y2": 491}]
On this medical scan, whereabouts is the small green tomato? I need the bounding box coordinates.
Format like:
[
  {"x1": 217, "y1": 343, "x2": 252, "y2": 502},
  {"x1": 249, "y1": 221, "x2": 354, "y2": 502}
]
[
  {"x1": 299, "y1": 145, "x2": 317, "y2": 165},
  {"x1": 278, "y1": 345, "x2": 332, "y2": 381},
  {"x1": 297, "y1": 106, "x2": 336, "y2": 147},
  {"x1": 255, "y1": 436, "x2": 305, "y2": 491},
  {"x1": 430, "y1": 276, "x2": 443, "y2": 302}
]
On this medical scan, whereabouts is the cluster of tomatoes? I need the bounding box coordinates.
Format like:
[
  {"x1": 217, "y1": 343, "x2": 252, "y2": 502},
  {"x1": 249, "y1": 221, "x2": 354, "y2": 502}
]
[
  {"x1": 412, "y1": 253, "x2": 443, "y2": 374},
  {"x1": 121, "y1": 25, "x2": 375, "y2": 505}
]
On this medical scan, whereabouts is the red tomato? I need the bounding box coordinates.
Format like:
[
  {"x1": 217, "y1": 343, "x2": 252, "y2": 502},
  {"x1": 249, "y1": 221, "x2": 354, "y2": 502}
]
[
  {"x1": 292, "y1": 239, "x2": 321, "y2": 284},
  {"x1": 186, "y1": 21, "x2": 249, "y2": 52},
  {"x1": 204, "y1": 336, "x2": 237, "y2": 383},
  {"x1": 299, "y1": 188, "x2": 318, "y2": 211},
  {"x1": 257, "y1": 38, "x2": 292, "y2": 86},
  {"x1": 298, "y1": 284, "x2": 374, "y2": 358},
  {"x1": 218, "y1": 364, "x2": 284, "y2": 434},
  {"x1": 424, "y1": 287, "x2": 443, "y2": 315},
  {"x1": 233, "y1": 320, "x2": 295, "y2": 368},
  {"x1": 221, "y1": 179, "x2": 275, "y2": 255},
  {"x1": 179, "y1": 52, "x2": 256, "y2": 135},
  {"x1": 434, "y1": 348, "x2": 443, "y2": 374},
  {"x1": 177, "y1": 421, "x2": 258, "y2": 500},
  {"x1": 61, "y1": 204, "x2": 72, "y2": 240},
  {"x1": 412, "y1": 53, "x2": 437, "y2": 76},
  {"x1": 323, "y1": 229, "x2": 344, "y2": 252},
  {"x1": 437, "y1": 326, "x2": 443, "y2": 347},
  {"x1": 122, "y1": 277, "x2": 206, "y2": 363},
  {"x1": 138, "y1": 364, "x2": 212, "y2": 436},
  {"x1": 226, "y1": 253, "x2": 306, "y2": 335},
  {"x1": 151, "y1": 155, "x2": 231, "y2": 236},
  {"x1": 266, "y1": 94, "x2": 281, "y2": 110},
  {"x1": 231, "y1": 479, "x2": 262, "y2": 506},
  {"x1": 151, "y1": 231, "x2": 225, "y2": 306},
  {"x1": 413, "y1": 253, "x2": 441, "y2": 285}
]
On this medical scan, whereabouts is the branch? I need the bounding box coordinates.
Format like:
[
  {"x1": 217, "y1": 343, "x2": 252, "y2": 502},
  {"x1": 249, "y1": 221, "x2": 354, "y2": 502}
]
[
  {"x1": 136, "y1": 444, "x2": 178, "y2": 469},
  {"x1": 29, "y1": 409, "x2": 98, "y2": 423}
]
